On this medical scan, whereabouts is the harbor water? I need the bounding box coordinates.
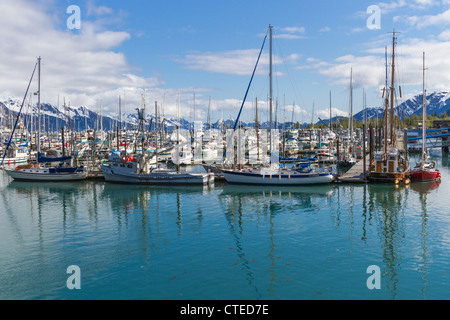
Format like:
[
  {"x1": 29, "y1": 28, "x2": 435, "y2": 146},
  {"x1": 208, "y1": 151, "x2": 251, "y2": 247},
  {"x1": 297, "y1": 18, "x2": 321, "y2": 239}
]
[{"x1": 1, "y1": 154, "x2": 450, "y2": 300}]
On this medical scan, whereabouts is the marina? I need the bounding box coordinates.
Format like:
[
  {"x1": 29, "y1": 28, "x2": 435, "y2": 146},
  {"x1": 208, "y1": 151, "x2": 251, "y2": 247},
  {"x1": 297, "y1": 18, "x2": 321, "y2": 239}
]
[{"x1": 3, "y1": 0, "x2": 450, "y2": 303}]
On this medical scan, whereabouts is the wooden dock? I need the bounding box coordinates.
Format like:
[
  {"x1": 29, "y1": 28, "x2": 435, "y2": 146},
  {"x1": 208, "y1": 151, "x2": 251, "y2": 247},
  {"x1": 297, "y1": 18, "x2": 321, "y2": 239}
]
[{"x1": 338, "y1": 155, "x2": 370, "y2": 183}]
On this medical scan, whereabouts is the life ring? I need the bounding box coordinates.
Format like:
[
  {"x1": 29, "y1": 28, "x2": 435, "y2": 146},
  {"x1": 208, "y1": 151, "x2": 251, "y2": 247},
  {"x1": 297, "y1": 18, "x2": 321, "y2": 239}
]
[{"x1": 121, "y1": 155, "x2": 129, "y2": 163}]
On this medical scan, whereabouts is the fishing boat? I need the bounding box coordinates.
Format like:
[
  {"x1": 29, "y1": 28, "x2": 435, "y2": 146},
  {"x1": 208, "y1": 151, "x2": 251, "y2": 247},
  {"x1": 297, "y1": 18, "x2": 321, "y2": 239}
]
[
  {"x1": 3, "y1": 57, "x2": 88, "y2": 182},
  {"x1": 1, "y1": 146, "x2": 29, "y2": 164},
  {"x1": 368, "y1": 32, "x2": 410, "y2": 184},
  {"x1": 100, "y1": 152, "x2": 214, "y2": 185},
  {"x1": 101, "y1": 101, "x2": 214, "y2": 186},
  {"x1": 410, "y1": 52, "x2": 441, "y2": 182},
  {"x1": 220, "y1": 25, "x2": 334, "y2": 186},
  {"x1": 315, "y1": 148, "x2": 336, "y2": 163}
]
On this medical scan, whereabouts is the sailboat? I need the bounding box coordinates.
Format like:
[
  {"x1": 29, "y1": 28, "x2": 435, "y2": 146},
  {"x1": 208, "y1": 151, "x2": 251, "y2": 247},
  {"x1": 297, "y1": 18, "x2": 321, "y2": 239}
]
[
  {"x1": 410, "y1": 52, "x2": 441, "y2": 182},
  {"x1": 369, "y1": 32, "x2": 410, "y2": 184},
  {"x1": 221, "y1": 25, "x2": 334, "y2": 186},
  {"x1": 4, "y1": 57, "x2": 88, "y2": 182}
]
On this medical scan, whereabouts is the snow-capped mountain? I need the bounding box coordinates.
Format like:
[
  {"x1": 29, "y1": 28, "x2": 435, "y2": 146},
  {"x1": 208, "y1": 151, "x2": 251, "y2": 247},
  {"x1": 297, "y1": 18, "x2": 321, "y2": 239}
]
[
  {"x1": 3, "y1": 90, "x2": 449, "y2": 133},
  {"x1": 0, "y1": 98, "x2": 184, "y2": 132},
  {"x1": 353, "y1": 90, "x2": 450, "y2": 121},
  {"x1": 0, "y1": 98, "x2": 295, "y2": 132}
]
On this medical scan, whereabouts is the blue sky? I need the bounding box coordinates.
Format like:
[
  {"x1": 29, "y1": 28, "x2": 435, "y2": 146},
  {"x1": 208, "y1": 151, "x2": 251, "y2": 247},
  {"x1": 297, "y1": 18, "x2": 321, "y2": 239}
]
[{"x1": 2, "y1": 0, "x2": 450, "y2": 124}]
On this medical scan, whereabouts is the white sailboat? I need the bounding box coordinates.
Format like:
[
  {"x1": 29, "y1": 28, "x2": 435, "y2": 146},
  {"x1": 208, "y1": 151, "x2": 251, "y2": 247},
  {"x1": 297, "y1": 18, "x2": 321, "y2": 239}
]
[
  {"x1": 221, "y1": 25, "x2": 334, "y2": 186},
  {"x1": 4, "y1": 57, "x2": 88, "y2": 182}
]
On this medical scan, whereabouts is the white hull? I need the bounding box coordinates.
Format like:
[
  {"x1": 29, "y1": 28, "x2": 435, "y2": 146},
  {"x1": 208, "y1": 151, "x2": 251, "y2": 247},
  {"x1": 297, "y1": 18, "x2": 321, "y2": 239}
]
[
  {"x1": 1, "y1": 156, "x2": 28, "y2": 164},
  {"x1": 101, "y1": 165, "x2": 214, "y2": 185},
  {"x1": 5, "y1": 169, "x2": 88, "y2": 181},
  {"x1": 222, "y1": 169, "x2": 334, "y2": 185}
]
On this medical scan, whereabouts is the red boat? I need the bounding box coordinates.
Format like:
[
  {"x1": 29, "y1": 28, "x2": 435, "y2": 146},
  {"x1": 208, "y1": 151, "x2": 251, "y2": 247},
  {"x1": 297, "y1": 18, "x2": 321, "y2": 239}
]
[
  {"x1": 410, "y1": 161, "x2": 441, "y2": 182},
  {"x1": 410, "y1": 52, "x2": 442, "y2": 183}
]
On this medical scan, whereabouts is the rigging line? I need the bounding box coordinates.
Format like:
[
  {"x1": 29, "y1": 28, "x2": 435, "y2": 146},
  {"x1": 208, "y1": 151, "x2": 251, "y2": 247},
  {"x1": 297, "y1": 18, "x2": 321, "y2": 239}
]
[
  {"x1": 1, "y1": 60, "x2": 38, "y2": 167},
  {"x1": 232, "y1": 33, "x2": 268, "y2": 132},
  {"x1": 222, "y1": 29, "x2": 268, "y2": 160},
  {"x1": 273, "y1": 35, "x2": 305, "y2": 111}
]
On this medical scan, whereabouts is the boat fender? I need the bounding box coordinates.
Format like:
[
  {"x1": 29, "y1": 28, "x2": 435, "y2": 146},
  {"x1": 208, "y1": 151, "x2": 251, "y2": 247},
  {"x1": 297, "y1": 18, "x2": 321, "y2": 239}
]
[{"x1": 121, "y1": 156, "x2": 129, "y2": 163}]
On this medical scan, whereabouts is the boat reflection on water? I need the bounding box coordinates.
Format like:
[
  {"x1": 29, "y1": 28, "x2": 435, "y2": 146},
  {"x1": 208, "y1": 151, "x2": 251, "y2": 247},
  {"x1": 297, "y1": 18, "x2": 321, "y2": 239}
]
[
  {"x1": 409, "y1": 180, "x2": 441, "y2": 194},
  {"x1": 220, "y1": 184, "x2": 335, "y2": 215},
  {"x1": 7, "y1": 180, "x2": 91, "y2": 195},
  {"x1": 220, "y1": 183, "x2": 334, "y2": 197}
]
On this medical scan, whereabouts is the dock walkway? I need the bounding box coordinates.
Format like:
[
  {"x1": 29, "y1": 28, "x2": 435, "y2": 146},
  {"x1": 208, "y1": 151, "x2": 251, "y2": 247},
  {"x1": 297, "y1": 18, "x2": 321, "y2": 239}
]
[{"x1": 338, "y1": 155, "x2": 370, "y2": 183}]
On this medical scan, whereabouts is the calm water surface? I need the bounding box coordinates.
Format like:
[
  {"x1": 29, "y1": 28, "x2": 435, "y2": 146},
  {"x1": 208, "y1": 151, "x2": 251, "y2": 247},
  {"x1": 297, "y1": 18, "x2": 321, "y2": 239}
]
[{"x1": 1, "y1": 154, "x2": 450, "y2": 300}]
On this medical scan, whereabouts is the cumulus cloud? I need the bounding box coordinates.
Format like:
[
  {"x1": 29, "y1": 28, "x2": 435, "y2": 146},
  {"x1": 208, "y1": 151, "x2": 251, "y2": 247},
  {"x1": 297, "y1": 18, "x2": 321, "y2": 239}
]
[
  {"x1": 174, "y1": 49, "x2": 288, "y2": 77},
  {"x1": 0, "y1": 0, "x2": 161, "y2": 115}
]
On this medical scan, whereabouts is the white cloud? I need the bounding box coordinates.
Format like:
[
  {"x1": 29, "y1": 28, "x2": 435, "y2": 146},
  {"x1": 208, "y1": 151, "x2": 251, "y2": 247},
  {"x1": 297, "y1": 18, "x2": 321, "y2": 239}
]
[
  {"x1": 438, "y1": 29, "x2": 450, "y2": 40},
  {"x1": 0, "y1": 0, "x2": 161, "y2": 115},
  {"x1": 377, "y1": 0, "x2": 439, "y2": 13},
  {"x1": 280, "y1": 26, "x2": 306, "y2": 34},
  {"x1": 308, "y1": 33, "x2": 450, "y2": 104},
  {"x1": 317, "y1": 107, "x2": 349, "y2": 119},
  {"x1": 274, "y1": 26, "x2": 307, "y2": 40},
  {"x1": 175, "y1": 49, "x2": 287, "y2": 77},
  {"x1": 407, "y1": 8, "x2": 450, "y2": 28}
]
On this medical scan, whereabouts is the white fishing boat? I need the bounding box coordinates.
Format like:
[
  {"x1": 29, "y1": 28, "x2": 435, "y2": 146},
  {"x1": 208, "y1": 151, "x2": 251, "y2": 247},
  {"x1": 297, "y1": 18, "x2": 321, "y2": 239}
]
[
  {"x1": 100, "y1": 153, "x2": 214, "y2": 185},
  {"x1": 285, "y1": 138, "x2": 299, "y2": 155},
  {"x1": 315, "y1": 148, "x2": 336, "y2": 163},
  {"x1": 1, "y1": 146, "x2": 29, "y2": 164},
  {"x1": 171, "y1": 147, "x2": 193, "y2": 165}
]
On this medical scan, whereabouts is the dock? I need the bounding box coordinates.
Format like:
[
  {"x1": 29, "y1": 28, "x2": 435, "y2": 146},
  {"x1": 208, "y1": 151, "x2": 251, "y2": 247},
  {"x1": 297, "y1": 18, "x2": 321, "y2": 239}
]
[{"x1": 337, "y1": 155, "x2": 369, "y2": 183}]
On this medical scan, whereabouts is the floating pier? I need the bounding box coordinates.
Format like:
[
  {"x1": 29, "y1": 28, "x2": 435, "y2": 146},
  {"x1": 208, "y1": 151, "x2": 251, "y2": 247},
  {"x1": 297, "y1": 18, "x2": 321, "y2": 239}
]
[{"x1": 337, "y1": 155, "x2": 369, "y2": 183}]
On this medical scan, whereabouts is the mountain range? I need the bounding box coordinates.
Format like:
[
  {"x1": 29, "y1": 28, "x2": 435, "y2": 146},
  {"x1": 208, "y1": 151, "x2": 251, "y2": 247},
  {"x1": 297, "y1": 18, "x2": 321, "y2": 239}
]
[
  {"x1": 1, "y1": 90, "x2": 450, "y2": 132},
  {"x1": 353, "y1": 90, "x2": 450, "y2": 122}
]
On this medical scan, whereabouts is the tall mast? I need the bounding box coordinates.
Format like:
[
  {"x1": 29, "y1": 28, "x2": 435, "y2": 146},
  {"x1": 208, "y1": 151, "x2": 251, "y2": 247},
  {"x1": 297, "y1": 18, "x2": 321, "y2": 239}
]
[
  {"x1": 390, "y1": 30, "x2": 398, "y2": 147},
  {"x1": 269, "y1": 25, "x2": 273, "y2": 130},
  {"x1": 155, "y1": 101, "x2": 158, "y2": 161},
  {"x1": 329, "y1": 91, "x2": 332, "y2": 131},
  {"x1": 256, "y1": 97, "x2": 260, "y2": 161},
  {"x1": 384, "y1": 46, "x2": 389, "y2": 156},
  {"x1": 207, "y1": 96, "x2": 211, "y2": 130},
  {"x1": 37, "y1": 56, "x2": 41, "y2": 154},
  {"x1": 349, "y1": 68, "x2": 353, "y2": 145},
  {"x1": 269, "y1": 24, "x2": 273, "y2": 164},
  {"x1": 422, "y1": 51, "x2": 427, "y2": 164}
]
